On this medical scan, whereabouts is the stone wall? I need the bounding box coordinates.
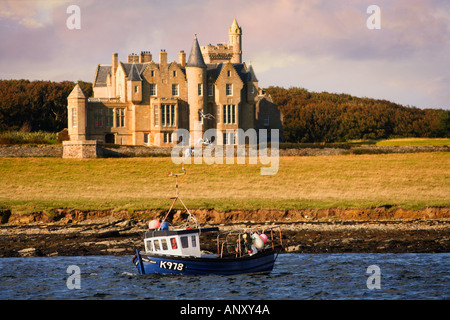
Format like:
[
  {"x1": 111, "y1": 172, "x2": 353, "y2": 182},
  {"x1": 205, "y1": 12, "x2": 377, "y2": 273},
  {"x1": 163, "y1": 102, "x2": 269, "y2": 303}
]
[
  {"x1": 0, "y1": 143, "x2": 448, "y2": 158},
  {"x1": 0, "y1": 145, "x2": 63, "y2": 157},
  {"x1": 62, "y1": 140, "x2": 101, "y2": 158}
]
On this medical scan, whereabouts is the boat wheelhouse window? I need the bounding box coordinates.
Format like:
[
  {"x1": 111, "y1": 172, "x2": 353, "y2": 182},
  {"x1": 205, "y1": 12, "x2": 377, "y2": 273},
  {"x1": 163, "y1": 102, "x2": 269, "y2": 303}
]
[
  {"x1": 154, "y1": 240, "x2": 160, "y2": 251},
  {"x1": 191, "y1": 235, "x2": 197, "y2": 247},
  {"x1": 180, "y1": 236, "x2": 189, "y2": 248},
  {"x1": 170, "y1": 237, "x2": 178, "y2": 249},
  {"x1": 146, "y1": 240, "x2": 153, "y2": 252},
  {"x1": 161, "y1": 239, "x2": 168, "y2": 251}
]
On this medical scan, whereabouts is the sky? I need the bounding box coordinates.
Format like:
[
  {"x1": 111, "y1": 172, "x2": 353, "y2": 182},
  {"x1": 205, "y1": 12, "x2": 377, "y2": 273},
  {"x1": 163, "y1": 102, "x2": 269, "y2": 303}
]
[{"x1": 0, "y1": 0, "x2": 449, "y2": 110}]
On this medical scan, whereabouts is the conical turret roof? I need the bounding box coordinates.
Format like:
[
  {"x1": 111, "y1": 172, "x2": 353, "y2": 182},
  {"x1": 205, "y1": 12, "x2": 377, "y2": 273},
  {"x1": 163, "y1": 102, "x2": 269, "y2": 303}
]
[
  {"x1": 187, "y1": 34, "x2": 206, "y2": 68},
  {"x1": 229, "y1": 18, "x2": 241, "y2": 34},
  {"x1": 68, "y1": 83, "x2": 86, "y2": 99},
  {"x1": 247, "y1": 64, "x2": 258, "y2": 82}
]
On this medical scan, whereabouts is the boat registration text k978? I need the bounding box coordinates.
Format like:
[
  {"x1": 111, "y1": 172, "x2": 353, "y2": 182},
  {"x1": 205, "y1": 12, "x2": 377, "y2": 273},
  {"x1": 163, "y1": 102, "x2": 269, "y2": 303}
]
[{"x1": 160, "y1": 261, "x2": 185, "y2": 271}]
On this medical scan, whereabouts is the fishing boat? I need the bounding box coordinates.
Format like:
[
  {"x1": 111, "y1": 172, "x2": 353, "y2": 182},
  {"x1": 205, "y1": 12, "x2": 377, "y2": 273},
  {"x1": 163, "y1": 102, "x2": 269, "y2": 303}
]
[{"x1": 133, "y1": 167, "x2": 282, "y2": 275}]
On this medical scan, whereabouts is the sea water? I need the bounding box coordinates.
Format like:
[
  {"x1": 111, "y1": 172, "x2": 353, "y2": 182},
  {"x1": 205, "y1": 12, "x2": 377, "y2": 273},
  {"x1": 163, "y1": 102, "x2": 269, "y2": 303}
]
[{"x1": 0, "y1": 253, "x2": 448, "y2": 300}]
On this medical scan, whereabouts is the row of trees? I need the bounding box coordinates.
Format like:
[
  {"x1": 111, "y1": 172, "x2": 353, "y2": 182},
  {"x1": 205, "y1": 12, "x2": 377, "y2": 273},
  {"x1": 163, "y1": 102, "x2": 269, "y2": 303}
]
[
  {"x1": 265, "y1": 86, "x2": 449, "y2": 143},
  {"x1": 0, "y1": 80, "x2": 92, "y2": 132},
  {"x1": 0, "y1": 80, "x2": 448, "y2": 142}
]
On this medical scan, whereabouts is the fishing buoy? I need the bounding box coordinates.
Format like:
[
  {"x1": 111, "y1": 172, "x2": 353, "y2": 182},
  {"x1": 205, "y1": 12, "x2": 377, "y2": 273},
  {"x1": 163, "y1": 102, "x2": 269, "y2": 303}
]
[
  {"x1": 260, "y1": 234, "x2": 268, "y2": 243},
  {"x1": 251, "y1": 232, "x2": 264, "y2": 250},
  {"x1": 148, "y1": 219, "x2": 161, "y2": 229},
  {"x1": 160, "y1": 221, "x2": 169, "y2": 231}
]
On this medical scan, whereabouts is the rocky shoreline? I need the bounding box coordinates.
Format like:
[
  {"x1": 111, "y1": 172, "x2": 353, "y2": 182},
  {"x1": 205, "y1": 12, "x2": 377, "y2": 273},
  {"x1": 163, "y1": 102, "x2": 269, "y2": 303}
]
[{"x1": 1, "y1": 212, "x2": 449, "y2": 257}]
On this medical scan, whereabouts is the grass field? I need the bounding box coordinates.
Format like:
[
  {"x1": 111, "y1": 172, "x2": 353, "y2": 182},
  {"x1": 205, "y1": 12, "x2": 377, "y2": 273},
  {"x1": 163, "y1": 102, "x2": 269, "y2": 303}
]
[
  {"x1": 375, "y1": 138, "x2": 450, "y2": 146},
  {"x1": 0, "y1": 152, "x2": 448, "y2": 214}
]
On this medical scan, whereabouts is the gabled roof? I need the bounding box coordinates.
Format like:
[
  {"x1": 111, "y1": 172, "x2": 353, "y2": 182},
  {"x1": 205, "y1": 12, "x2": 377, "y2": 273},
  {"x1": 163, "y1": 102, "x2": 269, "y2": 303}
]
[
  {"x1": 206, "y1": 62, "x2": 257, "y2": 84},
  {"x1": 187, "y1": 35, "x2": 206, "y2": 68},
  {"x1": 121, "y1": 63, "x2": 148, "y2": 78},
  {"x1": 128, "y1": 63, "x2": 142, "y2": 81},
  {"x1": 93, "y1": 65, "x2": 111, "y2": 87}
]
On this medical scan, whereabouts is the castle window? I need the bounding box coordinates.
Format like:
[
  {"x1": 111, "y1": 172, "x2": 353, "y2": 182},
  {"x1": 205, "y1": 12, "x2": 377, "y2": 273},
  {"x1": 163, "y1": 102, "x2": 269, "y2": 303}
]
[
  {"x1": 134, "y1": 85, "x2": 139, "y2": 93},
  {"x1": 151, "y1": 70, "x2": 155, "y2": 77},
  {"x1": 161, "y1": 104, "x2": 176, "y2": 127},
  {"x1": 164, "y1": 132, "x2": 172, "y2": 143},
  {"x1": 171, "y1": 105, "x2": 175, "y2": 126},
  {"x1": 154, "y1": 106, "x2": 159, "y2": 127},
  {"x1": 208, "y1": 84, "x2": 214, "y2": 97},
  {"x1": 173, "y1": 70, "x2": 177, "y2": 77},
  {"x1": 116, "y1": 108, "x2": 125, "y2": 127},
  {"x1": 150, "y1": 84, "x2": 157, "y2": 96},
  {"x1": 226, "y1": 84, "x2": 233, "y2": 96},
  {"x1": 223, "y1": 132, "x2": 236, "y2": 145},
  {"x1": 198, "y1": 84, "x2": 203, "y2": 96},
  {"x1": 144, "y1": 133, "x2": 149, "y2": 144},
  {"x1": 172, "y1": 84, "x2": 179, "y2": 96},
  {"x1": 264, "y1": 115, "x2": 270, "y2": 126},
  {"x1": 227, "y1": 70, "x2": 231, "y2": 77},
  {"x1": 71, "y1": 108, "x2": 77, "y2": 128},
  {"x1": 222, "y1": 105, "x2": 236, "y2": 124},
  {"x1": 94, "y1": 109, "x2": 103, "y2": 128},
  {"x1": 105, "y1": 109, "x2": 113, "y2": 127}
]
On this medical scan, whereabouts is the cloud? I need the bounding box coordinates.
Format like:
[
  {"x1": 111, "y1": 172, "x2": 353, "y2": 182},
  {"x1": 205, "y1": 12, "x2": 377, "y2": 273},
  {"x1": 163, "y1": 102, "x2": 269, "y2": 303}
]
[
  {"x1": 0, "y1": 0, "x2": 448, "y2": 109},
  {"x1": 0, "y1": 0, "x2": 66, "y2": 28}
]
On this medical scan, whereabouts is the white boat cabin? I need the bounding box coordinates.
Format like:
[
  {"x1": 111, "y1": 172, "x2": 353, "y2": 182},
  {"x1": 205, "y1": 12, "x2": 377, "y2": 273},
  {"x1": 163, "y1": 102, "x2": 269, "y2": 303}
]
[{"x1": 143, "y1": 227, "x2": 218, "y2": 258}]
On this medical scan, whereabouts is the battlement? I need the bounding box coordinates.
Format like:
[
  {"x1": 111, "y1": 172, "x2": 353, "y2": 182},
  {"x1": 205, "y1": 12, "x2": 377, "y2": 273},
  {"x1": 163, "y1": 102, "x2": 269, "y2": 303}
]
[{"x1": 201, "y1": 43, "x2": 234, "y2": 63}]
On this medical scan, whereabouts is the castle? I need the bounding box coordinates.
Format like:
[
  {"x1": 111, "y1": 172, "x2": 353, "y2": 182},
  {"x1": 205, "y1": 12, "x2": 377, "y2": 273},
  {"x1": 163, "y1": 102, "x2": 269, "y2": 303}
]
[{"x1": 66, "y1": 19, "x2": 282, "y2": 147}]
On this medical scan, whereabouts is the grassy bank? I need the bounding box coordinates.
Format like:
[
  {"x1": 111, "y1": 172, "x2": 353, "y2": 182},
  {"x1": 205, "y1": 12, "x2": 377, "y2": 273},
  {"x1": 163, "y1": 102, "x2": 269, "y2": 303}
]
[
  {"x1": 375, "y1": 138, "x2": 450, "y2": 146},
  {"x1": 0, "y1": 131, "x2": 58, "y2": 145},
  {"x1": 0, "y1": 152, "x2": 448, "y2": 215}
]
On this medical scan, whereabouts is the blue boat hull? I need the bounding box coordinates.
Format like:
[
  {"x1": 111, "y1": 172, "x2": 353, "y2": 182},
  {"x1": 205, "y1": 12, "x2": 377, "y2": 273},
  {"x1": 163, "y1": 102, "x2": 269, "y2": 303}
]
[{"x1": 133, "y1": 249, "x2": 278, "y2": 275}]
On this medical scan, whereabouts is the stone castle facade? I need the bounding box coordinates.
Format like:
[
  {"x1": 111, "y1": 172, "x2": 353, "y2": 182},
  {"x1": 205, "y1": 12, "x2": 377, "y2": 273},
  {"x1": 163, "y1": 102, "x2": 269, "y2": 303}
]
[{"x1": 66, "y1": 19, "x2": 282, "y2": 147}]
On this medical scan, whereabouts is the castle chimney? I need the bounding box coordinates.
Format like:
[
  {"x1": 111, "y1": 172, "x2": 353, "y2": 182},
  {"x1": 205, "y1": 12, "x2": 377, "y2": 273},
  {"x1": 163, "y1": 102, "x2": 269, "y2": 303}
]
[
  {"x1": 140, "y1": 51, "x2": 152, "y2": 63},
  {"x1": 127, "y1": 53, "x2": 139, "y2": 63},
  {"x1": 112, "y1": 53, "x2": 118, "y2": 74},
  {"x1": 178, "y1": 50, "x2": 186, "y2": 68},
  {"x1": 159, "y1": 49, "x2": 167, "y2": 65}
]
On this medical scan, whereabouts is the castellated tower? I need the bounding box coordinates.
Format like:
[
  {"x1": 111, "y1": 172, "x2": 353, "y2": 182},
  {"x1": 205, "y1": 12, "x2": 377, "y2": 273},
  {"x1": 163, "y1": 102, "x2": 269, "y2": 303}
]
[
  {"x1": 67, "y1": 83, "x2": 87, "y2": 141},
  {"x1": 186, "y1": 35, "x2": 207, "y2": 146},
  {"x1": 229, "y1": 18, "x2": 242, "y2": 63}
]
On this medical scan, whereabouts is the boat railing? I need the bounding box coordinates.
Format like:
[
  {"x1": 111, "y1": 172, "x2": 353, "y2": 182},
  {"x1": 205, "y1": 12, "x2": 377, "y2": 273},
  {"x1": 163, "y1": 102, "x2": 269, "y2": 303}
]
[{"x1": 216, "y1": 225, "x2": 283, "y2": 258}]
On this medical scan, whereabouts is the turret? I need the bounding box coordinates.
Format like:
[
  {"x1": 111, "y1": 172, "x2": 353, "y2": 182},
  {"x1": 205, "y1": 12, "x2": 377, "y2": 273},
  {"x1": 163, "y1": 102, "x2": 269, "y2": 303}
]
[
  {"x1": 186, "y1": 34, "x2": 207, "y2": 145},
  {"x1": 229, "y1": 18, "x2": 242, "y2": 63},
  {"x1": 67, "y1": 83, "x2": 87, "y2": 141},
  {"x1": 246, "y1": 63, "x2": 259, "y2": 103},
  {"x1": 127, "y1": 63, "x2": 142, "y2": 103}
]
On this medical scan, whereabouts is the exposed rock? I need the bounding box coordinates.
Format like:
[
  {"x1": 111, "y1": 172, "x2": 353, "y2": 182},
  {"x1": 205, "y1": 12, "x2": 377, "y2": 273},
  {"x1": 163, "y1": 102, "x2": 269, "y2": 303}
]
[
  {"x1": 18, "y1": 247, "x2": 42, "y2": 257},
  {"x1": 1, "y1": 218, "x2": 448, "y2": 257}
]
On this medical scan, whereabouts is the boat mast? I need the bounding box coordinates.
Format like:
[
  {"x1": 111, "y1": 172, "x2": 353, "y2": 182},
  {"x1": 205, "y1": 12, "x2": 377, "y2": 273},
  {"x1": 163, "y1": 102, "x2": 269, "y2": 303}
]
[{"x1": 163, "y1": 166, "x2": 199, "y2": 229}]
